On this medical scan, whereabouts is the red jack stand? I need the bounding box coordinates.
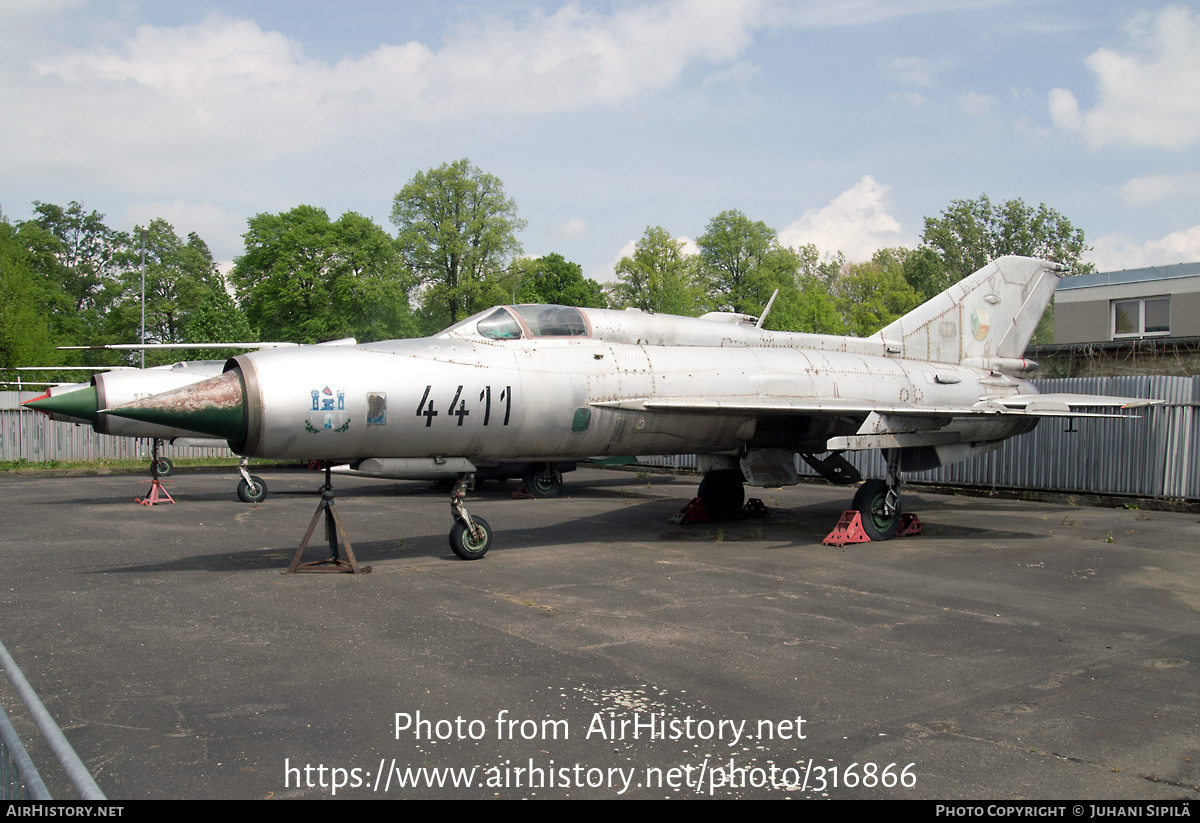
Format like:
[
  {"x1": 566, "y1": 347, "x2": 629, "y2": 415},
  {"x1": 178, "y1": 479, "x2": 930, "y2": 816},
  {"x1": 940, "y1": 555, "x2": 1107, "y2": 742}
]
[
  {"x1": 670, "y1": 497, "x2": 770, "y2": 524},
  {"x1": 512, "y1": 483, "x2": 535, "y2": 499},
  {"x1": 136, "y1": 477, "x2": 175, "y2": 506},
  {"x1": 823, "y1": 511, "x2": 923, "y2": 546},
  {"x1": 136, "y1": 439, "x2": 175, "y2": 506}
]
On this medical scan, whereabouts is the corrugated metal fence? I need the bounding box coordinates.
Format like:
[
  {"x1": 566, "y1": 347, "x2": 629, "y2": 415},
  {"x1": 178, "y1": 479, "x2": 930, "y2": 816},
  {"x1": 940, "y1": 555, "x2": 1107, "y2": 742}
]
[
  {"x1": 1, "y1": 391, "x2": 235, "y2": 463},
  {"x1": 641, "y1": 376, "x2": 1200, "y2": 501},
  {"x1": 6, "y1": 378, "x2": 1198, "y2": 499}
]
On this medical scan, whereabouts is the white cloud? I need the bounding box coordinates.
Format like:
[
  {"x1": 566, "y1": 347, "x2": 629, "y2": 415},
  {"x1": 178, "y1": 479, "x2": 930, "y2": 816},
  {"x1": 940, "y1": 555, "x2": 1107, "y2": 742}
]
[
  {"x1": 1087, "y1": 226, "x2": 1200, "y2": 270},
  {"x1": 4, "y1": 2, "x2": 779, "y2": 191},
  {"x1": 958, "y1": 91, "x2": 997, "y2": 117},
  {"x1": 548, "y1": 218, "x2": 588, "y2": 240},
  {"x1": 888, "y1": 90, "x2": 929, "y2": 108},
  {"x1": 777, "y1": 176, "x2": 907, "y2": 261},
  {"x1": 886, "y1": 56, "x2": 936, "y2": 86},
  {"x1": 1119, "y1": 172, "x2": 1200, "y2": 204},
  {"x1": 702, "y1": 59, "x2": 761, "y2": 87},
  {"x1": 1049, "y1": 5, "x2": 1200, "y2": 150}
]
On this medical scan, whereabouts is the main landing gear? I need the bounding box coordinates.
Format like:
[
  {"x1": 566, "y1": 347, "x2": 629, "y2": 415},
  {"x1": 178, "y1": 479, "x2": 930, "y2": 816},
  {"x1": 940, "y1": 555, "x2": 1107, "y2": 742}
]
[
  {"x1": 850, "y1": 449, "x2": 903, "y2": 540},
  {"x1": 521, "y1": 463, "x2": 564, "y2": 499},
  {"x1": 825, "y1": 449, "x2": 921, "y2": 545},
  {"x1": 449, "y1": 473, "x2": 492, "y2": 560},
  {"x1": 696, "y1": 469, "x2": 745, "y2": 521}
]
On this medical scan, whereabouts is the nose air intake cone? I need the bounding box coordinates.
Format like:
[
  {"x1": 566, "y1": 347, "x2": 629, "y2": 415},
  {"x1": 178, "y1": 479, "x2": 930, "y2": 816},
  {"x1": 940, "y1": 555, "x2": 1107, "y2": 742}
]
[
  {"x1": 23, "y1": 385, "x2": 100, "y2": 423},
  {"x1": 103, "y1": 370, "x2": 247, "y2": 444}
]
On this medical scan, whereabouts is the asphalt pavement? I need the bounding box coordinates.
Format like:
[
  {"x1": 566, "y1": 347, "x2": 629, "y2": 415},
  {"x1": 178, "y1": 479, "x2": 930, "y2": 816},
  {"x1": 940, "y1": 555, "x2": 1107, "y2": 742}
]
[{"x1": 1, "y1": 467, "x2": 1198, "y2": 799}]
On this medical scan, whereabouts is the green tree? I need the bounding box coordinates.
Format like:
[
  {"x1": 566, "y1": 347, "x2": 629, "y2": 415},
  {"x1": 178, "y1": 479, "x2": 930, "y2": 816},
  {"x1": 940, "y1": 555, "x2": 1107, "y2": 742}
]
[
  {"x1": 14, "y1": 201, "x2": 124, "y2": 351},
  {"x1": 509, "y1": 253, "x2": 606, "y2": 308},
  {"x1": 0, "y1": 220, "x2": 57, "y2": 369},
  {"x1": 909, "y1": 194, "x2": 1093, "y2": 298},
  {"x1": 391, "y1": 159, "x2": 526, "y2": 326},
  {"x1": 232, "y1": 206, "x2": 416, "y2": 343},
  {"x1": 25, "y1": 200, "x2": 123, "y2": 314},
  {"x1": 696, "y1": 210, "x2": 781, "y2": 314},
  {"x1": 101, "y1": 220, "x2": 248, "y2": 364},
  {"x1": 607, "y1": 226, "x2": 704, "y2": 316},
  {"x1": 834, "y1": 248, "x2": 922, "y2": 337}
]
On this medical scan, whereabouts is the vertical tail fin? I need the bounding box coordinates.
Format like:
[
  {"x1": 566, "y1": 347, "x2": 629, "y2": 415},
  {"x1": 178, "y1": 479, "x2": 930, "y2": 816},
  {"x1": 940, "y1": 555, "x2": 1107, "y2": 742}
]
[{"x1": 873, "y1": 256, "x2": 1066, "y2": 364}]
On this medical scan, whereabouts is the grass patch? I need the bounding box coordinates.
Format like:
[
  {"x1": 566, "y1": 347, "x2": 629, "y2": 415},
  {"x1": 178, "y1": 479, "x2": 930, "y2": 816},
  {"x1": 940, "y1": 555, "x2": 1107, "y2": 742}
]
[{"x1": 1, "y1": 456, "x2": 246, "y2": 472}]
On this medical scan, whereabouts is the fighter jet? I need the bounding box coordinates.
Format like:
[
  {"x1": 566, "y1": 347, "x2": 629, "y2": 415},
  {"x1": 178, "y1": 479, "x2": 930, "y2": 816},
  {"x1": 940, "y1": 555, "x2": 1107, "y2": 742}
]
[{"x1": 100, "y1": 256, "x2": 1156, "y2": 559}]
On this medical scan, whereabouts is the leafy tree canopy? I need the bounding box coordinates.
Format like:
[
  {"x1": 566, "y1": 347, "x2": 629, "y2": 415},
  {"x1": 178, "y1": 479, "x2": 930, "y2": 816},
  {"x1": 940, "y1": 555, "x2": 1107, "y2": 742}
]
[
  {"x1": 509, "y1": 253, "x2": 606, "y2": 308},
  {"x1": 834, "y1": 247, "x2": 922, "y2": 337},
  {"x1": 0, "y1": 220, "x2": 57, "y2": 369},
  {"x1": 607, "y1": 226, "x2": 704, "y2": 316},
  {"x1": 391, "y1": 159, "x2": 526, "y2": 325},
  {"x1": 232, "y1": 206, "x2": 416, "y2": 344},
  {"x1": 909, "y1": 194, "x2": 1092, "y2": 299},
  {"x1": 696, "y1": 209, "x2": 780, "y2": 314},
  {"x1": 101, "y1": 219, "x2": 250, "y2": 365}
]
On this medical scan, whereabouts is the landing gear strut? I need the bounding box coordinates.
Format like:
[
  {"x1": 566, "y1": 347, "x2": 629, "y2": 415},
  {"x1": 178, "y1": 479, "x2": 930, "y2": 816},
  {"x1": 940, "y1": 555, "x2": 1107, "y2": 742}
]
[
  {"x1": 851, "y1": 449, "x2": 902, "y2": 541},
  {"x1": 449, "y1": 473, "x2": 492, "y2": 560}
]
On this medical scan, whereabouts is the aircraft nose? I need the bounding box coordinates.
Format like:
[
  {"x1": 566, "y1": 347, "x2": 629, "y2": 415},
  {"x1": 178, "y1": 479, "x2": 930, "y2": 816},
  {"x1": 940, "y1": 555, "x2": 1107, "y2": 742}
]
[
  {"x1": 102, "y1": 369, "x2": 248, "y2": 445},
  {"x1": 23, "y1": 385, "x2": 101, "y2": 423}
]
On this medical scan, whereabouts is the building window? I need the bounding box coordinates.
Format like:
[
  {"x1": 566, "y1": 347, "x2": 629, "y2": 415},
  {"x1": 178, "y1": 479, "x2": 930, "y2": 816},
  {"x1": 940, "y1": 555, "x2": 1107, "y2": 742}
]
[{"x1": 1112, "y1": 297, "x2": 1170, "y2": 338}]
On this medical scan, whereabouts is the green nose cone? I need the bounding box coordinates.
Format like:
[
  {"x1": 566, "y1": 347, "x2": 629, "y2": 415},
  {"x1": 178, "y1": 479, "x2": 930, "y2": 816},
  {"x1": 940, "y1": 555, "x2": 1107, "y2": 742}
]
[
  {"x1": 103, "y1": 370, "x2": 248, "y2": 443},
  {"x1": 23, "y1": 386, "x2": 100, "y2": 423}
]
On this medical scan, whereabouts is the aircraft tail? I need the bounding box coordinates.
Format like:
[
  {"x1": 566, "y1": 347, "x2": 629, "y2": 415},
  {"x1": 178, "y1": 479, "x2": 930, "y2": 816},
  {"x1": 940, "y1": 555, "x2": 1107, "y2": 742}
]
[{"x1": 873, "y1": 256, "x2": 1067, "y2": 366}]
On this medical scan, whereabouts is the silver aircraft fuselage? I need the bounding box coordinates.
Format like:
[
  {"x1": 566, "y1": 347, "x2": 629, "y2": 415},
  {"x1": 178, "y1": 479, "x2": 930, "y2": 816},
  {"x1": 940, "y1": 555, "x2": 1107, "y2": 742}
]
[{"x1": 228, "y1": 305, "x2": 1036, "y2": 465}]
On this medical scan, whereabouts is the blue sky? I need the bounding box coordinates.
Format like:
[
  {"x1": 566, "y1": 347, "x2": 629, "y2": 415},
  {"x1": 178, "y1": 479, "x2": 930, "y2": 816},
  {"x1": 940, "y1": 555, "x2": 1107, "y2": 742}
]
[{"x1": 2, "y1": 0, "x2": 1198, "y2": 281}]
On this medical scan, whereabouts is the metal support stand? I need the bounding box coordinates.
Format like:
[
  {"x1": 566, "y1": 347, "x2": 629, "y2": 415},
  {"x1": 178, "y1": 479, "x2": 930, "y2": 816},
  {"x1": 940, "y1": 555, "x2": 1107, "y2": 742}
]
[
  {"x1": 285, "y1": 464, "x2": 371, "y2": 574},
  {"x1": 136, "y1": 439, "x2": 175, "y2": 506}
]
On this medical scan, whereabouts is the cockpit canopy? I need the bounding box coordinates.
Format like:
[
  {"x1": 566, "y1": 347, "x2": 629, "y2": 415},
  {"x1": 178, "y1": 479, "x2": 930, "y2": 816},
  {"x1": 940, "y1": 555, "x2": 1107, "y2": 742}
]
[{"x1": 471, "y1": 305, "x2": 590, "y2": 340}]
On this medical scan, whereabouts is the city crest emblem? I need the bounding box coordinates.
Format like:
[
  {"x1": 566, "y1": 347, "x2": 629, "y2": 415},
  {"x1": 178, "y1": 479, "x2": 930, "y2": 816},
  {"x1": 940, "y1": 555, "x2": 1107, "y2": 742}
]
[{"x1": 306, "y1": 386, "x2": 350, "y2": 433}]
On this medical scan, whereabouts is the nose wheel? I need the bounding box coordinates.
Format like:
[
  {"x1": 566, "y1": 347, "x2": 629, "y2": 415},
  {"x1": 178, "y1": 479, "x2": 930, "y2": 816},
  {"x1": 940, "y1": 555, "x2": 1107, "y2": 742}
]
[
  {"x1": 236, "y1": 457, "x2": 267, "y2": 503},
  {"x1": 449, "y1": 473, "x2": 492, "y2": 559}
]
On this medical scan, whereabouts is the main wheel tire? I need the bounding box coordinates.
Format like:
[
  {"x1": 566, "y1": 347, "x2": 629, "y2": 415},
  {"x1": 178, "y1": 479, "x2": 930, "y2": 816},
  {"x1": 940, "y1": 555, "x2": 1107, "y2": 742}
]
[
  {"x1": 237, "y1": 475, "x2": 268, "y2": 504},
  {"x1": 851, "y1": 479, "x2": 900, "y2": 541},
  {"x1": 697, "y1": 470, "x2": 745, "y2": 521},
  {"x1": 449, "y1": 516, "x2": 492, "y2": 560},
  {"x1": 522, "y1": 464, "x2": 563, "y2": 498},
  {"x1": 154, "y1": 457, "x2": 173, "y2": 477}
]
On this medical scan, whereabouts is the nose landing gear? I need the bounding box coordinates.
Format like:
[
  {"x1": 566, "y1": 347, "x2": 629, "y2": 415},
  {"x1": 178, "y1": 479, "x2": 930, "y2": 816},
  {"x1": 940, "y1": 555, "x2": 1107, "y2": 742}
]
[{"x1": 449, "y1": 473, "x2": 492, "y2": 560}]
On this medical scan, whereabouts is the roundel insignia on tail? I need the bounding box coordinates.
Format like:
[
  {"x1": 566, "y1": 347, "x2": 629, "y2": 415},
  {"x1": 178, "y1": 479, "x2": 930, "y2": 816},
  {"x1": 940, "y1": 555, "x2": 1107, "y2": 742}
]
[{"x1": 970, "y1": 307, "x2": 990, "y2": 341}]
